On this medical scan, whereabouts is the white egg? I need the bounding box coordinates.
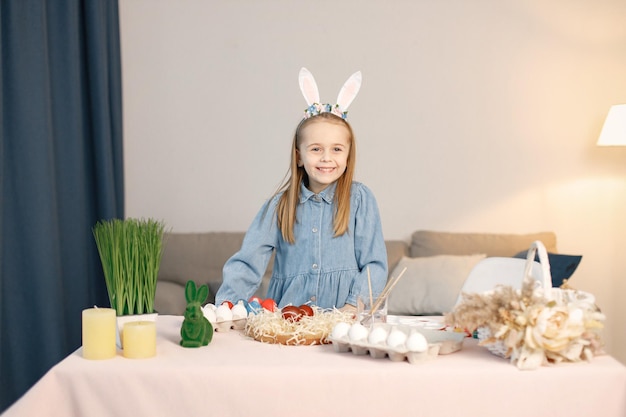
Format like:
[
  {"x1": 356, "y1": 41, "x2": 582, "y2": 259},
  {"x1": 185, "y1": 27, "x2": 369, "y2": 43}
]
[
  {"x1": 386, "y1": 328, "x2": 408, "y2": 348},
  {"x1": 215, "y1": 304, "x2": 233, "y2": 322},
  {"x1": 331, "y1": 322, "x2": 351, "y2": 340},
  {"x1": 202, "y1": 305, "x2": 217, "y2": 323},
  {"x1": 204, "y1": 303, "x2": 217, "y2": 312},
  {"x1": 367, "y1": 326, "x2": 389, "y2": 345},
  {"x1": 231, "y1": 304, "x2": 248, "y2": 320},
  {"x1": 406, "y1": 332, "x2": 428, "y2": 353},
  {"x1": 348, "y1": 323, "x2": 369, "y2": 342}
]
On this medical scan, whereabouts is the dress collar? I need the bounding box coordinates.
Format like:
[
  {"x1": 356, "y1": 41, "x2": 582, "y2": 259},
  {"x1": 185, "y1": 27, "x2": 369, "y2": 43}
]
[{"x1": 299, "y1": 182, "x2": 336, "y2": 204}]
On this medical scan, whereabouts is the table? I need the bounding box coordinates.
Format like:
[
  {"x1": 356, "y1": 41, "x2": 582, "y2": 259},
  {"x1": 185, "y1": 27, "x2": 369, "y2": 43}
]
[{"x1": 3, "y1": 315, "x2": 626, "y2": 417}]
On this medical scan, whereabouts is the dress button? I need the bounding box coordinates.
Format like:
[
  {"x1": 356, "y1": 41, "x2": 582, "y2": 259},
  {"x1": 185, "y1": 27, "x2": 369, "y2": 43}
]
[
  {"x1": 312, "y1": 227, "x2": 318, "y2": 233},
  {"x1": 310, "y1": 296, "x2": 316, "y2": 302},
  {"x1": 312, "y1": 263, "x2": 318, "y2": 269},
  {"x1": 314, "y1": 195, "x2": 321, "y2": 202}
]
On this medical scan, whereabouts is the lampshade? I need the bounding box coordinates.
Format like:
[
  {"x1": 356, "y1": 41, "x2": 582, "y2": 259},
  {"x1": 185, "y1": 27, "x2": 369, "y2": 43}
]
[{"x1": 597, "y1": 104, "x2": 626, "y2": 146}]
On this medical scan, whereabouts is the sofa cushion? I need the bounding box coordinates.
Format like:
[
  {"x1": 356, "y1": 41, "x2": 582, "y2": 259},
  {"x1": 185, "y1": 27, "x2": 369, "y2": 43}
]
[
  {"x1": 387, "y1": 254, "x2": 486, "y2": 315},
  {"x1": 154, "y1": 281, "x2": 189, "y2": 316},
  {"x1": 159, "y1": 231, "x2": 246, "y2": 282},
  {"x1": 513, "y1": 250, "x2": 582, "y2": 287},
  {"x1": 156, "y1": 232, "x2": 258, "y2": 312},
  {"x1": 410, "y1": 230, "x2": 558, "y2": 258},
  {"x1": 385, "y1": 240, "x2": 409, "y2": 273}
]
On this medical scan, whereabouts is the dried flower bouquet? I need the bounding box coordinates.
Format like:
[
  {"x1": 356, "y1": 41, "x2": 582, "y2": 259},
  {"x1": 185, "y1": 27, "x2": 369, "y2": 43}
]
[{"x1": 445, "y1": 278, "x2": 605, "y2": 370}]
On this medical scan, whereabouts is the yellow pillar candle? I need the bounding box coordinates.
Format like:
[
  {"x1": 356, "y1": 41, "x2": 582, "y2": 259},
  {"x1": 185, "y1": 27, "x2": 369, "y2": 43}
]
[
  {"x1": 82, "y1": 308, "x2": 117, "y2": 360},
  {"x1": 122, "y1": 321, "x2": 157, "y2": 359}
]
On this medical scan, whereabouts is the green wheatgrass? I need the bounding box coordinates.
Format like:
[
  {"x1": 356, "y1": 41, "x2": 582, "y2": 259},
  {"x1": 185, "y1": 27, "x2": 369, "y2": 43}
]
[{"x1": 93, "y1": 218, "x2": 166, "y2": 316}]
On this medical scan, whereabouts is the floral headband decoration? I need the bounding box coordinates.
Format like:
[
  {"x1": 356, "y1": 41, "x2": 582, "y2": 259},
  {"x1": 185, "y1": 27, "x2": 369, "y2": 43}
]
[{"x1": 299, "y1": 67, "x2": 362, "y2": 120}]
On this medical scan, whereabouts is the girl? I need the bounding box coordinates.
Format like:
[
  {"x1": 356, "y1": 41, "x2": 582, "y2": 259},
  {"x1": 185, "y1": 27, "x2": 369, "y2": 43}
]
[{"x1": 215, "y1": 68, "x2": 387, "y2": 310}]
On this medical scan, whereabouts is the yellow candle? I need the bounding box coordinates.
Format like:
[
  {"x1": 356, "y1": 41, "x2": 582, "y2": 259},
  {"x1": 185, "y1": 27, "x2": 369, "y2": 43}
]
[
  {"x1": 122, "y1": 321, "x2": 156, "y2": 359},
  {"x1": 82, "y1": 308, "x2": 117, "y2": 360}
]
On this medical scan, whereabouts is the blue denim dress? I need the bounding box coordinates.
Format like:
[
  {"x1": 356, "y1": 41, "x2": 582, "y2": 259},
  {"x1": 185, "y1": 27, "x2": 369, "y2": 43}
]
[{"x1": 215, "y1": 181, "x2": 388, "y2": 309}]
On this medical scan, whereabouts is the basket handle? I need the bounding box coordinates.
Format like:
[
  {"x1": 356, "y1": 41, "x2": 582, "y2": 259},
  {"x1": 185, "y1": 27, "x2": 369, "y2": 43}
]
[{"x1": 522, "y1": 240, "x2": 553, "y2": 300}]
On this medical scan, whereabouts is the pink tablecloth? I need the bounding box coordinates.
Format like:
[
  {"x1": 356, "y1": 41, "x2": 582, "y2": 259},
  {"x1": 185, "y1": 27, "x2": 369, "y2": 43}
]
[{"x1": 3, "y1": 315, "x2": 626, "y2": 417}]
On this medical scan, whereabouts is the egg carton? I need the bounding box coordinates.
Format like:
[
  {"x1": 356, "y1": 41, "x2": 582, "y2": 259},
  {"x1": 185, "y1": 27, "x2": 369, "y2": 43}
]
[
  {"x1": 329, "y1": 323, "x2": 464, "y2": 365},
  {"x1": 212, "y1": 318, "x2": 247, "y2": 332},
  {"x1": 203, "y1": 302, "x2": 249, "y2": 332}
]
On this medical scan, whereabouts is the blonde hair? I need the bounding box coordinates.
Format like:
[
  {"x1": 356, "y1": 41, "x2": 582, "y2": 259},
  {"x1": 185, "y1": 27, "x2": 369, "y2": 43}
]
[{"x1": 275, "y1": 113, "x2": 356, "y2": 244}]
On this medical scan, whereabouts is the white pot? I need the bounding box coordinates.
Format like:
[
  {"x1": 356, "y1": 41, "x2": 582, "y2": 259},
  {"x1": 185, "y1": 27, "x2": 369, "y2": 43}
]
[{"x1": 116, "y1": 313, "x2": 159, "y2": 349}]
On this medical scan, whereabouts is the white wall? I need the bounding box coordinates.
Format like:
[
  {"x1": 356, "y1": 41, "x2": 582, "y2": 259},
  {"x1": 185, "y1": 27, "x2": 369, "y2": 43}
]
[{"x1": 119, "y1": 0, "x2": 626, "y2": 363}]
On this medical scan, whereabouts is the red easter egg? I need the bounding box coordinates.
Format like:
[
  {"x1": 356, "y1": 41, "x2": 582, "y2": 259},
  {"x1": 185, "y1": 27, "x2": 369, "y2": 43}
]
[
  {"x1": 261, "y1": 298, "x2": 277, "y2": 312},
  {"x1": 298, "y1": 305, "x2": 314, "y2": 317},
  {"x1": 281, "y1": 306, "x2": 302, "y2": 322}
]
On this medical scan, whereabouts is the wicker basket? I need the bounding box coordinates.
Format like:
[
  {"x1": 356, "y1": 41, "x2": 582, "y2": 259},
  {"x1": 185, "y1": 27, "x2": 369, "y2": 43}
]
[{"x1": 476, "y1": 240, "x2": 596, "y2": 358}]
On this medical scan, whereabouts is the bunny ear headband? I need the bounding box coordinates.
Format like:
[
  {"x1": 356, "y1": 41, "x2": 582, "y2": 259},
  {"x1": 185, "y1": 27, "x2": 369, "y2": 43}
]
[{"x1": 299, "y1": 67, "x2": 362, "y2": 120}]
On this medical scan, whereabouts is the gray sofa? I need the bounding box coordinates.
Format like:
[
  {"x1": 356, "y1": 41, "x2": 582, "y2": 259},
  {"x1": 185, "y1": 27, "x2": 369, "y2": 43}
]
[{"x1": 155, "y1": 230, "x2": 558, "y2": 316}]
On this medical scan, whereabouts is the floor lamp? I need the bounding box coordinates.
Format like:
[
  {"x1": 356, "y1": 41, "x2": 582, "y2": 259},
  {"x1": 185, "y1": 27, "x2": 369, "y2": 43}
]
[
  {"x1": 597, "y1": 104, "x2": 626, "y2": 146},
  {"x1": 596, "y1": 104, "x2": 626, "y2": 368}
]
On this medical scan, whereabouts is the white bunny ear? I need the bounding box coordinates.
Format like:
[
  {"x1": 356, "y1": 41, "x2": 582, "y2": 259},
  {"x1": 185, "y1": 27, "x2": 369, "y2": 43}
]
[
  {"x1": 299, "y1": 67, "x2": 320, "y2": 106},
  {"x1": 336, "y1": 71, "x2": 362, "y2": 111}
]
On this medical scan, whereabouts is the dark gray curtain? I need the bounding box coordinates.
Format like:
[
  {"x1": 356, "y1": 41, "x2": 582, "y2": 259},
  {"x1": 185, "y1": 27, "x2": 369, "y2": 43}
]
[{"x1": 0, "y1": 0, "x2": 124, "y2": 411}]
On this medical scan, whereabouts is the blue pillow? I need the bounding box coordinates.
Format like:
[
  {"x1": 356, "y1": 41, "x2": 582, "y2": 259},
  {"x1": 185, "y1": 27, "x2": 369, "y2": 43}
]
[{"x1": 513, "y1": 251, "x2": 582, "y2": 287}]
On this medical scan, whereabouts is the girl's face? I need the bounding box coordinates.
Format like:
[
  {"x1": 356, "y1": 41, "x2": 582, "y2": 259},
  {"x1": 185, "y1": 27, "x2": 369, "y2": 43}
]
[{"x1": 297, "y1": 120, "x2": 351, "y2": 194}]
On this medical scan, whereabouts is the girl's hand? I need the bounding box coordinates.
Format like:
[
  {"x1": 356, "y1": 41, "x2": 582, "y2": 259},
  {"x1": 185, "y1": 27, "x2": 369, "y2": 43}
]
[{"x1": 339, "y1": 303, "x2": 356, "y2": 313}]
